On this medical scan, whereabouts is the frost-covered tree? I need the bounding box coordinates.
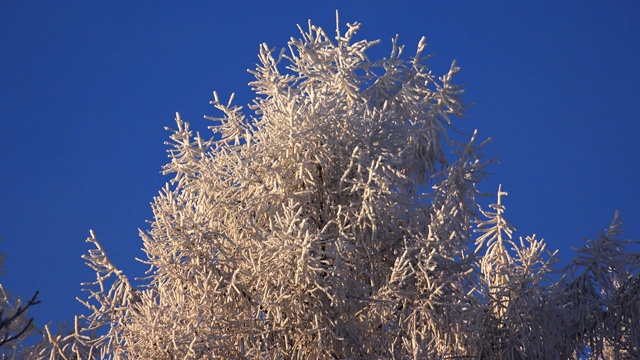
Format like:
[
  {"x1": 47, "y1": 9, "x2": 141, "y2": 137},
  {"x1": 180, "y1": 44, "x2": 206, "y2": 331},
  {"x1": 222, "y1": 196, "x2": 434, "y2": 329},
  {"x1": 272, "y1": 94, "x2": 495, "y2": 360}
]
[
  {"x1": 0, "y1": 252, "x2": 40, "y2": 358},
  {"x1": 22, "y1": 16, "x2": 639, "y2": 359}
]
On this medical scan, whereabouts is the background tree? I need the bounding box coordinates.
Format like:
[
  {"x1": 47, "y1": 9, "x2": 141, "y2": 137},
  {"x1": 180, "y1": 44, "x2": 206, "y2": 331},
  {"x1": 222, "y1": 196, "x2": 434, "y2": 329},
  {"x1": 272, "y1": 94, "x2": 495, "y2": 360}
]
[
  {"x1": 0, "y1": 251, "x2": 40, "y2": 358},
  {"x1": 23, "y1": 17, "x2": 639, "y2": 359}
]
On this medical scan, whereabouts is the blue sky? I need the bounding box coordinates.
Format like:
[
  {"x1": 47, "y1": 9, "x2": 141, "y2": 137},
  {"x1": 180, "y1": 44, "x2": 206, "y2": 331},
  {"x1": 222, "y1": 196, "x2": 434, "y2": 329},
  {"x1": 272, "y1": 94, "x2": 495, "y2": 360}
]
[{"x1": 1, "y1": 1, "x2": 639, "y2": 331}]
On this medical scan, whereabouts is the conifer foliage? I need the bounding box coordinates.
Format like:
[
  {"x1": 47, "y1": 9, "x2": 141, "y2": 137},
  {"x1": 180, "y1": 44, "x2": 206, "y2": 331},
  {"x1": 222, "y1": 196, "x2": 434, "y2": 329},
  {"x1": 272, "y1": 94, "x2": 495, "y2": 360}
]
[{"x1": 19, "y1": 17, "x2": 639, "y2": 359}]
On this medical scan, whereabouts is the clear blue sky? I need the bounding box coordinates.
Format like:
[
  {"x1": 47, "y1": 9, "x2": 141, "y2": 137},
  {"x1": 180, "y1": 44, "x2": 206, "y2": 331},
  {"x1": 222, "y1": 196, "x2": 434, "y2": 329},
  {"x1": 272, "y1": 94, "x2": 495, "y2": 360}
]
[{"x1": 1, "y1": 1, "x2": 639, "y2": 330}]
